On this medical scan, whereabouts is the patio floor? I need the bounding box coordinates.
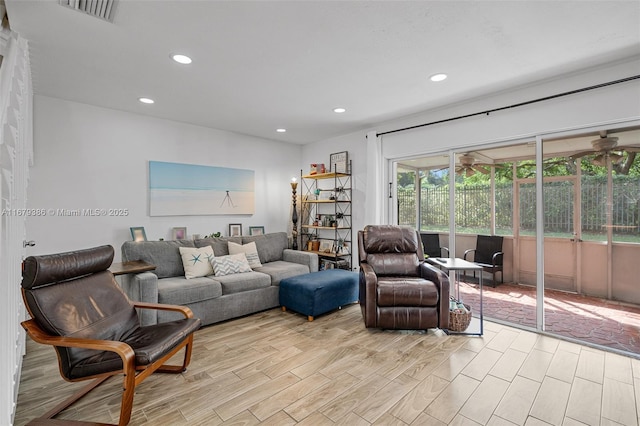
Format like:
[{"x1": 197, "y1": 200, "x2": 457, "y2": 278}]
[{"x1": 456, "y1": 278, "x2": 640, "y2": 355}]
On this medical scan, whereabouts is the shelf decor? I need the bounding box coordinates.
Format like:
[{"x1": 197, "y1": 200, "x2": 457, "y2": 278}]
[
  {"x1": 299, "y1": 159, "x2": 352, "y2": 270},
  {"x1": 329, "y1": 151, "x2": 348, "y2": 174}
]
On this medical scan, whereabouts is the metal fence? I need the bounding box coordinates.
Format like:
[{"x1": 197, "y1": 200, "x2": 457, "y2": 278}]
[{"x1": 398, "y1": 176, "x2": 640, "y2": 236}]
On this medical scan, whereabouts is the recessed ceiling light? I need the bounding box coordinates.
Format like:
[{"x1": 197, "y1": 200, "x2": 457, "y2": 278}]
[
  {"x1": 171, "y1": 54, "x2": 192, "y2": 64},
  {"x1": 276, "y1": 128, "x2": 287, "y2": 133},
  {"x1": 429, "y1": 73, "x2": 448, "y2": 82},
  {"x1": 333, "y1": 107, "x2": 346, "y2": 113},
  {"x1": 138, "y1": 97, "x2": 155, "y2": 104}
]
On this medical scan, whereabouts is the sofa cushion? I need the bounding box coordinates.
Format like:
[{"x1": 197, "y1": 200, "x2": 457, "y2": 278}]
[
  {"x1": 211, "y1": 253, "x2": 253, "y2": 277},
  {"x1": 228, "y1": 241, "x2": 262, "y2": 268},
  {"x1": 194, "y1": 237, "x2": 242, "y2": 256},
  {"x1": 157, "y1": 276, "x2": 222, "y2": 305},
  {"x1": 215, "y1": 271, "x2": 271, "y2": 294},
  {"x1": 253, "y1": 261, "x2": 309, "y2": 285},
  {"x1": 122, "y1": 240, "x2": 195, "y2": 279},
  {"x1": 179, "y1": 246, "x2": 214, "y2": 279},
  {"x1": 242, "y1": 232, "x2": 288, "y2": 263}
]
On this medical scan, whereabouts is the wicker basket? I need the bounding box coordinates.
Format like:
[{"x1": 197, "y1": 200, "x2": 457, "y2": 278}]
[{"x1": 449, "y1": 302, "x2": 472, "y2": 332}]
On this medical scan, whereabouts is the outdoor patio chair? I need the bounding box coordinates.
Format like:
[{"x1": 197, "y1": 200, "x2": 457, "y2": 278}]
[
  {"x1": 463, "y1": 235, "x2": 504, "y2": 287},
  {"x1": 420, "y1": 232, "x2": 449, "y2": 259},
  {"x1": 20, "y1": 245, "x2": 202, "y2": 425}
]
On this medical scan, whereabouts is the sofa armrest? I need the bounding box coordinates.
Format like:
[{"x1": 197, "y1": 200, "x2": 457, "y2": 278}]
[
  {"x1": 119, "y1": 271, "x2": 159, "y2": 326},
  {"x1": 282, "y1": 249, "x2": 319, "y2": 272}
]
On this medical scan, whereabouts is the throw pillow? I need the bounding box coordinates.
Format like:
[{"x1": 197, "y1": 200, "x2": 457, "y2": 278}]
[
  {"x1": 179, "y1": 246, "x2": 214, "y2": 279},
  {"x1": 228, "y1": 241, "x2": 262, "y2": 268},
  {"x1": 210, "y1": 253, "x2": 252, "y2": 277}
]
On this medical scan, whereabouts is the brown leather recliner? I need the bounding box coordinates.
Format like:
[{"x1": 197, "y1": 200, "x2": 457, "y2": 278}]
[
  {"x1": 20, "y1": 245, "x2": 202, "y2": 425},
  {"x1": 358, "y1": 225, "x2": 450, "y2": 330}
]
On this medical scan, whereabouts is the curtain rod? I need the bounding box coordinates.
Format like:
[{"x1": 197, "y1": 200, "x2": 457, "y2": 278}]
[{"x1": 376, "y1": 75, "x2": 640, "y2": 137}]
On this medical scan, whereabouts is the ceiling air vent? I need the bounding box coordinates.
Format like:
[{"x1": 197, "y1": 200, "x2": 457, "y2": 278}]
[{"x1": 58, "y1": 0, "x2": 117, "y2": 22}]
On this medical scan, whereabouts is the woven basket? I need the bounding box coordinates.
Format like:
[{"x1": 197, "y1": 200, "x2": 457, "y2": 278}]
[{"x1": 449, "y1": 303, "x2": 472, "y2": 332}]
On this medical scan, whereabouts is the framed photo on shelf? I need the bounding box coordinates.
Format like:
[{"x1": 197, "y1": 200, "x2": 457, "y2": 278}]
[
  {"x1": 130, "y1": 227, "x2": 147, "y2": 242},
  {"x1": 319, "y1": 240, "x2": 333, "y2": 253},
  {"x1": 249, "y1": 226, "x2": 265, "y2": 236},
  {"x1": 229, "y1": 223, "x2": 242, "y2": 237},
  {"x1": 172, "y1": 227, "x2": 187, "y2": 240},
  {"x1": 329, "y1": 151, "x2": 348, "y2": 174}
]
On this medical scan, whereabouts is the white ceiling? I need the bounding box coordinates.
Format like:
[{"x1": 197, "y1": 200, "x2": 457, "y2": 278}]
[{"x1": 5, "y1": 0, "x2": 640, "y2": 144}]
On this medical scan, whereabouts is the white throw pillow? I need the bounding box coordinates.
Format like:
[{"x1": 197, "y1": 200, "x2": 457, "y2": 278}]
[
  {"x1": 179, "y1": 246, "x2": 214, "y2": 279},
  {"x1": 228, "y1": 241, "x2": 262, "y2": 268},
  {"x1": 210, "y1": 253, "x2": 252, "y2": 277}
]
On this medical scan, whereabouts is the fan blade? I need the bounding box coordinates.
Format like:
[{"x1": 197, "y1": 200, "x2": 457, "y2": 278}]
[
  {"x1": 475, "y1": 165, "x2": 490, "y2": 174},
  {"x1": 455, "y1": 166, "x2": 464, "y2": 175},
  {"x1": 591, "y1": 154, "x2": 606, "y2": 167},
  {"x1": 465, "y1": 168, "x2": 475, "y2": 177},
  {"x1": 621, "y1": 146, "x2": 640, "y2": 153},
  {"x1": 570, "y1": 150, "x2": 595, "y2": 160},
  {"x1": 604, "y1": 152, "x2": 625, "y2": 165}
]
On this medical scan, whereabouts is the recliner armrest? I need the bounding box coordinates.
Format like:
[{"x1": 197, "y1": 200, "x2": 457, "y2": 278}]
[
  {"x1": 359, "y1": 263, "x2": 378, "y2": 327},
  {"x1": 419, "y1": 262, "x2": 450, "y2": 329}
]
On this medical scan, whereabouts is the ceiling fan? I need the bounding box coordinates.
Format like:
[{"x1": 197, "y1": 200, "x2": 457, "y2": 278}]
[
  {"x1": 455, "y1": 154, "x2": 491, "y2": 177},
  {"x1": 569, "y1": 133, "x2": 640, "y2": 166}
]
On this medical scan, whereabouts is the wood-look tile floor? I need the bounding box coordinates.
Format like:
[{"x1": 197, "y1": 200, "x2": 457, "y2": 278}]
[{"x1": 14, "y1": 304, "x2": 640, "y2": 425}]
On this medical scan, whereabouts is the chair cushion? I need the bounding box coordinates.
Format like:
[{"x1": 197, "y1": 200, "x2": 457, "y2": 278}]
[
  {"x1": 21, "y1": 245, "x2": 114, "y2": 289},
  {"x1": 23, "y1": 270, "x2": 141, "y2": 380},
  {"x1": 363, "y1": 225, "x2": 419, "y2": 253},
  {"x1": 68, "y1": 318, "x2": 201, "y2": 379},
  {"x1": 376, "y1": 277, "x2": 439, "y2": 307},
  {"x1": 367, "y1": 253, "x2": 420, "y2": 277}
]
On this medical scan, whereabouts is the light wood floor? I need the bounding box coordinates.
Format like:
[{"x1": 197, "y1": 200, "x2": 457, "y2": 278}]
[{"x1": 14, "y1": 304, "x2": 640, "y2": 425}]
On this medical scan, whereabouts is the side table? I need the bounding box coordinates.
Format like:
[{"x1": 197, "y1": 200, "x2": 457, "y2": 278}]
[
  {"x1": 109, "y1": 260, "x2": 156, "y2": 276},
  {"x1": 427, "y1": 257, "x2": 483, "y2": 335}
]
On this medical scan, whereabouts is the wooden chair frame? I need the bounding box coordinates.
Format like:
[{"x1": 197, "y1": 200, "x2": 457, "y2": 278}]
[{"x1": 21, "y1": 301, "x2": 197, "y2": 426}]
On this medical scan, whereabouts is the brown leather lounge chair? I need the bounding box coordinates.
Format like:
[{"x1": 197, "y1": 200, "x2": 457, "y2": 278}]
[
  {"x1": 20, "y1": 245, "x2": 201, "y2": 425},
  {"x1": 358, "y1": 225, "x2": 450, "y2": 330}
]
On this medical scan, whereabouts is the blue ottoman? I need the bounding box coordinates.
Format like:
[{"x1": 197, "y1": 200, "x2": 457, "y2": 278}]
[{"x1": 280, "y1": 269, "x2": 359, "y2": 321}]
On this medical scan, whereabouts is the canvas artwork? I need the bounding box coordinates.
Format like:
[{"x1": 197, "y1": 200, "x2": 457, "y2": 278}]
[{"x1": 149, "y1": 161, "x2": 255, "y2": 216}]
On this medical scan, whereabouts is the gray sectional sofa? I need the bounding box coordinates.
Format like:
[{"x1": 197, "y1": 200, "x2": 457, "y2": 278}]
[{"x1": 120, "y1": 232, "x2": 318, "y2": 326}]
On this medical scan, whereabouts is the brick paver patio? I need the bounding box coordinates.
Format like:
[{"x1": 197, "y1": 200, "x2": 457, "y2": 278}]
[{"x1": 457, "y1": 279, "x2": 640, "y2": 355}]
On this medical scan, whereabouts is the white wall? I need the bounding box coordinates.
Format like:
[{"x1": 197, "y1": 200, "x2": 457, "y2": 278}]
[
  {"x1": 378, "y1": 58, "x2": 640, "y2": 159},
  {"x1": 302, "y1": 58, "x2": 640, "y2": 262},
  {"x1": 26, "y1": 96, "x2": 303, "y2": 261}
]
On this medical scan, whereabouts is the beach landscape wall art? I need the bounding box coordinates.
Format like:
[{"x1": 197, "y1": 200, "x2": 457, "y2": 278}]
[{"x1": 149, "y1": 161, "x2": 255, "y2": 216}]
